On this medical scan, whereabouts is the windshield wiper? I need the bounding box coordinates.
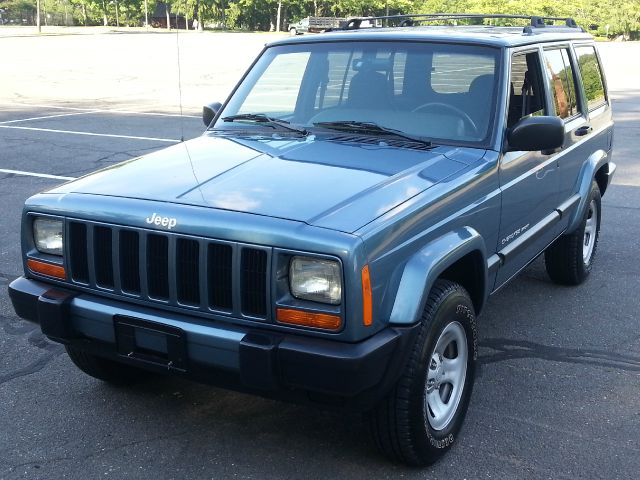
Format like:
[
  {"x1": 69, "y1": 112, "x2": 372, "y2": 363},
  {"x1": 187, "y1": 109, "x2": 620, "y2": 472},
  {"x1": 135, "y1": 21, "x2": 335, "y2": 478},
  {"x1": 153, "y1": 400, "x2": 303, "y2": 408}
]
[
  {"x1": 313, "y1": 121, "x2": 432, "y2": 146},
  {"x1": 221, "y1": 113, "x2": 308, "y2": 135}
]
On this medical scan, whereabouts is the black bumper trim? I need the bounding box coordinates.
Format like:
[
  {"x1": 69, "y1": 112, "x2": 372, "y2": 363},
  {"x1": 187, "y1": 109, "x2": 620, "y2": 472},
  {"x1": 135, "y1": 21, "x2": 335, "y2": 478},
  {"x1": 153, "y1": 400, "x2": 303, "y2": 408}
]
[
  {"x1": 8, "y1": 276, "x2": 47, "y2": 323},
  {"x1": 38, "y1": 288, "x2": 79, "y2": 340}
]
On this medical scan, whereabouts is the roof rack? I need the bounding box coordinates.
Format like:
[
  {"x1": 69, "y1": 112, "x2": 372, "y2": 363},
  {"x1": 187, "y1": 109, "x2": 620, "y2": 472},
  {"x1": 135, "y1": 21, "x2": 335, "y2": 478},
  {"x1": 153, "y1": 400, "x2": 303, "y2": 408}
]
[{"x1": 337, "y1": 13, "x2": 583, "y2": 34}]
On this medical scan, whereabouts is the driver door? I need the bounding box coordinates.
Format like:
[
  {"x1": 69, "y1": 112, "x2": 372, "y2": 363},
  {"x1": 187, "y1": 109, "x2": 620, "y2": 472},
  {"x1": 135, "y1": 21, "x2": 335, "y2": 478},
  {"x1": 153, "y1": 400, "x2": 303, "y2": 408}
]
[{"x1": 495, "y1": 48, "x2": 560, "y2": 287}]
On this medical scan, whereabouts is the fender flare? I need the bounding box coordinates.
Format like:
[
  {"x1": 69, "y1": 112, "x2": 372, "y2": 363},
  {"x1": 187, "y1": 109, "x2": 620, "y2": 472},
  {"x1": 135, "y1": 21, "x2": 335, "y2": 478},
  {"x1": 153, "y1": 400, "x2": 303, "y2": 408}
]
[
  {"x1": 388, "y1": 227, "x2": 487, "y2": 325},
  {"x1": 567, "y1": 149, "x2": 609, "y2": 233}
]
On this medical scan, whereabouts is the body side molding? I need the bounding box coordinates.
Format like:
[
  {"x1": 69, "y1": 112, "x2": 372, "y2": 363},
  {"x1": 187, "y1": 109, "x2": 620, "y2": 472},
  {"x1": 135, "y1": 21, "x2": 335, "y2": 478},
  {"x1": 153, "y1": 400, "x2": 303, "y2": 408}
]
[
  {"x1": 498, "y1": 210, "x2": 561, "y2": 262},
  {"x1": 556, "y1": 193, "x2": 581, "y2": 218}
]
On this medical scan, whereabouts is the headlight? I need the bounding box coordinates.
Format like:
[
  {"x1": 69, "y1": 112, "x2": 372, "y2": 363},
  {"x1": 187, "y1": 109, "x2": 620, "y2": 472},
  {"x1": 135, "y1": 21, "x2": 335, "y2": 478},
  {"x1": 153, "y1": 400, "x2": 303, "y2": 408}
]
[
  {"x1": 290, "y1": 256, "x2": 342, "y2": 305},
  {"x1": 33, "y1": 217, "x2": 64, "y2": 256}
]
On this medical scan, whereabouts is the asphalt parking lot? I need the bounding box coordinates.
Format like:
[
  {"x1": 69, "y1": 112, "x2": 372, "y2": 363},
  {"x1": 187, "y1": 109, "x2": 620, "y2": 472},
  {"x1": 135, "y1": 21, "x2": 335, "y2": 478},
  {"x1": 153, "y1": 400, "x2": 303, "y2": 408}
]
[{"x1": 1, "y1": 30, "x2": 639, "y2": 479}]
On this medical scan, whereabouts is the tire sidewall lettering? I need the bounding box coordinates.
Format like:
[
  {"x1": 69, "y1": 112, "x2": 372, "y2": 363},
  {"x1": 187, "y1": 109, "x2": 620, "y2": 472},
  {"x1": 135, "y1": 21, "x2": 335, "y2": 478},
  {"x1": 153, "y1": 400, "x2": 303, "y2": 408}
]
[
  {"x1": 420, "y1": 295, "x2": 477, "y2": 450},
  {"x1": 456, "y1": 303, "x2": 478, "y2": 361}
]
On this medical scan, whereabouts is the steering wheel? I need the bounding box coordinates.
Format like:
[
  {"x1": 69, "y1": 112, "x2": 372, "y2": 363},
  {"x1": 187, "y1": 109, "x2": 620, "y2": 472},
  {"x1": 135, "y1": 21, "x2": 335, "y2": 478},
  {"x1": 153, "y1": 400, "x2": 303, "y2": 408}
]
[{"x1": 411, "y1": 102, "x2": 479, "y2": 135}]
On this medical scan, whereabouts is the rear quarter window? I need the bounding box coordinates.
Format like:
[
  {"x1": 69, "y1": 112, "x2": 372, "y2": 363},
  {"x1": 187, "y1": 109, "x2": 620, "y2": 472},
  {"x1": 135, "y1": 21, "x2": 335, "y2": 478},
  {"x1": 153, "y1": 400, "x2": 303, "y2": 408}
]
[
  {"x1": 543, "y1": 48, "x2": 579, "y2": 119},
  {"x1": 574, "y1": 46, "x2": 607, "y2": 111}
]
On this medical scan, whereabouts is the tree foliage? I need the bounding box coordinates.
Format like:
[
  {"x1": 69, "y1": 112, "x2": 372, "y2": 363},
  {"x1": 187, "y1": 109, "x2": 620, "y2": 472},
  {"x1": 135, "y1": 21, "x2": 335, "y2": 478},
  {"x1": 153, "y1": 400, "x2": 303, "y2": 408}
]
[{"x1": 0, "y1": 0, "x2": 638, "y2": 37}]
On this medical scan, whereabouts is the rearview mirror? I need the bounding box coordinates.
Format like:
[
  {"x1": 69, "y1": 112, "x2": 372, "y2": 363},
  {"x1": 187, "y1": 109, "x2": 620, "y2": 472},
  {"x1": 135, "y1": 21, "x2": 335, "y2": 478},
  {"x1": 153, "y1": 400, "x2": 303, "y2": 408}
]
[
  {"x1": 507, "y1": 116, "x2": 565, "y2": 152},
  {"x1": 203, "y1": 102, "x2": 222, "y2": 127}
]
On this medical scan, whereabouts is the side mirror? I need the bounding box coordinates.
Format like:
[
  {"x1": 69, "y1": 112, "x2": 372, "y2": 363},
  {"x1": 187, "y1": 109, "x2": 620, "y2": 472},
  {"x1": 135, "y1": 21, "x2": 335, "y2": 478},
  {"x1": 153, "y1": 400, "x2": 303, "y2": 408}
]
[
  {"x1": 507, "y1": 116, "x2": 565, "y2": 152},
  {"x1": 203, "y1": 102, "x2": 222, "y2": 127}
]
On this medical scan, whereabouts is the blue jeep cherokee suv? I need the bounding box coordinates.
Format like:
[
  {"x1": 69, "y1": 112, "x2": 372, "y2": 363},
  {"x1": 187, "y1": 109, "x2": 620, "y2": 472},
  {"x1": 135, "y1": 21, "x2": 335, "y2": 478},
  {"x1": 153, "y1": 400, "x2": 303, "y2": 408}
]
[{"x1": 9, "y1": 14, "x2": 615, "y2": 465}]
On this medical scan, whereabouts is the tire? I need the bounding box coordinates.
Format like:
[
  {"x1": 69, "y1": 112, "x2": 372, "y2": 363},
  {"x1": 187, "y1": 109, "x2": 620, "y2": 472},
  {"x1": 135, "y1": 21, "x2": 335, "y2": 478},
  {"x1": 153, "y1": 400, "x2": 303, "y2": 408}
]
[
  {"x1": 65, "y1": 345, "x2": 147, "y2": 385},
  {"x1": 370, "y1": 280, "x2": 478, "y2": 466},
  {"x1": 545, "y1": 181, "x2": 601, "y2": 285},
  {"x1": 289, "y1": 27, "x2": 297, "y2": 36}
]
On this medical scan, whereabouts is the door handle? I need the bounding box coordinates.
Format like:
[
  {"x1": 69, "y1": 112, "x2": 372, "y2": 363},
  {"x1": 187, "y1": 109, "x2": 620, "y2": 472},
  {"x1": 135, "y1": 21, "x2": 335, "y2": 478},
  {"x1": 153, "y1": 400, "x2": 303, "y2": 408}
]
[{"x1": 575, "y1": 125, "x2": 593, "y2": 137}]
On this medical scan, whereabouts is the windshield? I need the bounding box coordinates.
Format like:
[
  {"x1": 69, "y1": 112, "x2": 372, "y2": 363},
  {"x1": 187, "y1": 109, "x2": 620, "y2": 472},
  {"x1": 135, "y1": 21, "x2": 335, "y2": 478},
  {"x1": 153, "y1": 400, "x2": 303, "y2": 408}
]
[{"x1": 215, "y1": 41, "x2": 500, "y2": 146}]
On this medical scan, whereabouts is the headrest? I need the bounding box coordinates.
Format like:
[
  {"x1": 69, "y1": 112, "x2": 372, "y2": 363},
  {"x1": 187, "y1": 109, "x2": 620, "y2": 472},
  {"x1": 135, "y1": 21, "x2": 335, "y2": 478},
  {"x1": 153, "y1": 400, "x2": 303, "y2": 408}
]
[{"x1": 352, "y1": 57, "x2": 392, "y2": 72}]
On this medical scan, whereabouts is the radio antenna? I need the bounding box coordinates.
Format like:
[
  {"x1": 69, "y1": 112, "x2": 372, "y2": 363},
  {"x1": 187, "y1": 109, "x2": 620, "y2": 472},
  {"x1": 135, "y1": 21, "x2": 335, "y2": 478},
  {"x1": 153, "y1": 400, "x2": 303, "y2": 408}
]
[{"x1": 175, "y1": 13, "x2": 185, "y2": 143}]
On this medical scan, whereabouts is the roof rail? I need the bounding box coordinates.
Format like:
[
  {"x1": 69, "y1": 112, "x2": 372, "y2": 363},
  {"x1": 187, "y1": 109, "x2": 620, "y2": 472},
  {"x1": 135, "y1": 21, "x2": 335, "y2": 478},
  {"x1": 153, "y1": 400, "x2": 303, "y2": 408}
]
[{"x1": 337, "y1": 13, "x2": 583, "y2": 33}]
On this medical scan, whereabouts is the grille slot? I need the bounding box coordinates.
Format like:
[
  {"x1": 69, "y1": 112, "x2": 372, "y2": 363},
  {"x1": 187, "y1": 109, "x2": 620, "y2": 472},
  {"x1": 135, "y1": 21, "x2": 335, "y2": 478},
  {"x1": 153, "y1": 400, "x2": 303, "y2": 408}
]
[
  {"x1": 147, "y1": 234, "x2": 169, "y2": 300},
  {"x1": 69, "y1": 222, "x2": 89, "y2": 283},
  {"x1": 119, "y1": 230, "x2": 140, "y2": 294},
  {"x1": 94, "y1": 226, "x2": 114, "y2": 288},
  {"x1": 176, "y1": 238, "x2": 200, "y2": 305},
  {"x1": 207, "y1": 243, "x2": 233, "y2": 310},
  {"x1": 241, "y1": 248, "x2": 268, "y2": 317}
]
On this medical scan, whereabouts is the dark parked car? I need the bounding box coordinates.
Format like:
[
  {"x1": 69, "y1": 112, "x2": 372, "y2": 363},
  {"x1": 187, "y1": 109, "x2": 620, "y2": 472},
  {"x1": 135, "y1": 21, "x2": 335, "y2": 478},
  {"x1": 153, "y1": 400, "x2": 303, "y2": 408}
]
[{"x1": 9, "y1": 13, "x2": 615, "y2": 465}]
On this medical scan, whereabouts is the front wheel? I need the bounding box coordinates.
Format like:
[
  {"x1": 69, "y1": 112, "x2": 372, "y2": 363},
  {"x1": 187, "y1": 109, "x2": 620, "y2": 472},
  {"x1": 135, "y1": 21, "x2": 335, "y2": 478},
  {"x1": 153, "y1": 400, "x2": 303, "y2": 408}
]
[
  {"x1": 370, "y1": 280, "x2": 477, "y2": 466},
  {"x1": 545, "y1": 181, "x2": 602, "y2": 285},
  {"x1": 289, "y1": 27, "x2": 297, "y2": 36}
]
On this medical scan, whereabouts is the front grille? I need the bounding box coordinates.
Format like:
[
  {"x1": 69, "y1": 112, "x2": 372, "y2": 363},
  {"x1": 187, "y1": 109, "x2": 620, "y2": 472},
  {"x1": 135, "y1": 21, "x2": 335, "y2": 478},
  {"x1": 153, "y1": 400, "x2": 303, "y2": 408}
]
[{"x1": 66, "y1": 220, "x2": 270, "y2": 319}]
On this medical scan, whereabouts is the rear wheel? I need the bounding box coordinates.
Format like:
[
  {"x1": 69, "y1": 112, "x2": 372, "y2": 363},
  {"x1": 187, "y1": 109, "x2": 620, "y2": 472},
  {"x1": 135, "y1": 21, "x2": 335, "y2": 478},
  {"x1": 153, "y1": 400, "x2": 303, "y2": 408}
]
[
  {"x1": 65, "y1": 345, "x2": 147, "y2": 385},
  {"x1": 289, "y1": 27, "x2": 297, "y2": 36},
  {"x1": 370, "y1": 280, "x2": 477, "y2": 466},
  {"x1": 545, "y1": 181, "x2": 601, "y2": 285}
]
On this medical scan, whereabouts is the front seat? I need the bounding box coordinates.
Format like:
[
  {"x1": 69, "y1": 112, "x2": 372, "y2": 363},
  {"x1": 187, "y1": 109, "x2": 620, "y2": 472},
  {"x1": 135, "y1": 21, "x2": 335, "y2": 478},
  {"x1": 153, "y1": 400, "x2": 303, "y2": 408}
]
[
  {"x1": 467, "y1": 74, "x2": 494, "y2": 136},
  {"x1": 347, "y1": 66, "x2": 391, "y2": 108}
]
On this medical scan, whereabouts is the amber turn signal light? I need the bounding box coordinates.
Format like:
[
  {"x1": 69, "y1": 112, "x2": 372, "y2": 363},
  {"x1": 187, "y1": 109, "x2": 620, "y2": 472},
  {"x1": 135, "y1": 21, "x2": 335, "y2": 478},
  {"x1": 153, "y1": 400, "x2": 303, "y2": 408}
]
[
  {"x1": 362, "y1": 265, "x2": 373, "y2": 327},
  {"x1": 276, "y1": 308, "x2": 342, "y2": 331},
  {"x1": 27, "y1": 258, "x2": 66, "y2": 280}
]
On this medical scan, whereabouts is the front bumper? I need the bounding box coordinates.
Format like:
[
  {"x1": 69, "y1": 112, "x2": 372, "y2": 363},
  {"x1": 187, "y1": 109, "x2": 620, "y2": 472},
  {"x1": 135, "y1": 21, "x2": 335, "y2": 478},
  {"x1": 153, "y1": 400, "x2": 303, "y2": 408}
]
[{"x1": 9, "y1": 277, "x2": 418, "y2": 408}]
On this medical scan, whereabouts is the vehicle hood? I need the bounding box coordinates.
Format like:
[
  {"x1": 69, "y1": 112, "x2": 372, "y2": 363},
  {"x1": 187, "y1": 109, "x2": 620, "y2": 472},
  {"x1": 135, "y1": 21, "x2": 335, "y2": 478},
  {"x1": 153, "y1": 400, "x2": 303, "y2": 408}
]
[{"x1": 48, "y1": 133, "x2": 484, "y2": 233}]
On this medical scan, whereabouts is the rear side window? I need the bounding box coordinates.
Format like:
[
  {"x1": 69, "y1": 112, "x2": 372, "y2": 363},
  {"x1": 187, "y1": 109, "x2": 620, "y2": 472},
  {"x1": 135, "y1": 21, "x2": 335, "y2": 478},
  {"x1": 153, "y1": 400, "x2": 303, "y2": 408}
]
[
  {"x1": 431, "y1": 53, "x2": 496, "y2": 93},
  {"x1": 315, "y1": 48, "x2": 399, "y2": 110},
  {"x1": 543, "y1": 48, "x2": 578, "y2": 119},
  {"x1": 574, "y1": 46, "x2": 607, "y2": 111}
]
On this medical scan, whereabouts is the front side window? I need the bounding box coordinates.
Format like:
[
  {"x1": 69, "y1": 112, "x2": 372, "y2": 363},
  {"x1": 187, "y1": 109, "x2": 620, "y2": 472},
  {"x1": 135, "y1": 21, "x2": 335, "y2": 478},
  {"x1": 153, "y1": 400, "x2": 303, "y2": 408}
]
[
  {"x1": 217, "y1": 42, "x2": 501, "y2": 146},
  {"x1": 544, "y1": 48, "x2": 579, "y2": 119},
  {"x1": 574, "y1": 46, "x2": 607, "y2": 111},
  {"x1": 507, "y1": 51, "x2": 546, "y2": 129}
]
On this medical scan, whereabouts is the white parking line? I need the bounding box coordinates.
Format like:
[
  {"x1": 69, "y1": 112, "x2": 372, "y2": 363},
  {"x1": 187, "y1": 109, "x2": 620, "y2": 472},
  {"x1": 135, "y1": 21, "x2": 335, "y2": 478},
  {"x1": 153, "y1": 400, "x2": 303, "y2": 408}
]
[
  {"x1": 106, "y1": 108, "x2": 200, "y2": 119},
  {"x1": 0, "y1": 102, "x2": 200, "y2": 118},
  {"x1": 0, "y1": 125, "x2": 180, "y2": 143},
  {"x1": 0, "y1": 111, "x2": 101, "y2": 125},
  {"x1": 0, "y1": 169, "x2": 76, "y2": 181}
]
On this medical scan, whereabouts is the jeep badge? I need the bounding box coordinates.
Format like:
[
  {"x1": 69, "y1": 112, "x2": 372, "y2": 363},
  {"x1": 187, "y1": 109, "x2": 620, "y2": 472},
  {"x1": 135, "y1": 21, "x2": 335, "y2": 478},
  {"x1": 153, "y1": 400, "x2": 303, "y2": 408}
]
[{"x1": 145, "y1": 213, "x2": 177, "y2": 230}]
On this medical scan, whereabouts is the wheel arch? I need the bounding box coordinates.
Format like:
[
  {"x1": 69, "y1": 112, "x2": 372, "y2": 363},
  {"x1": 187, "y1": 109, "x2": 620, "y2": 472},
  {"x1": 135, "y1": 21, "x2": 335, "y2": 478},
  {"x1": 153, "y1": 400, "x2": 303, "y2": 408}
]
[
  {"x1": 388, "y1": 227, "x2": 488, "y2": 326},
  {"x1": 567, "y1": 149, "x2": 615, "y2": 233},
  {"x1": 594, "y1": 162, "x2": 613, "y2": 196},
  {"x1": 439, "y1": 250, "x2": 485, "y2": 315}
]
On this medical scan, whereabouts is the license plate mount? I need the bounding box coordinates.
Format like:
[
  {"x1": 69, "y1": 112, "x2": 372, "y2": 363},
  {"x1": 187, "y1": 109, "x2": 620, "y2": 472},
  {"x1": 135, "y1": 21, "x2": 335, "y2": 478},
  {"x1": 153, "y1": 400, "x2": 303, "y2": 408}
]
[{"x1": 114, "y1": 316, "x2": 187, "y2": 372}]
